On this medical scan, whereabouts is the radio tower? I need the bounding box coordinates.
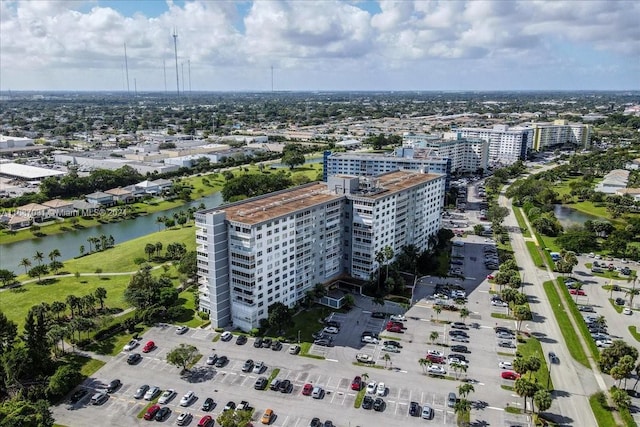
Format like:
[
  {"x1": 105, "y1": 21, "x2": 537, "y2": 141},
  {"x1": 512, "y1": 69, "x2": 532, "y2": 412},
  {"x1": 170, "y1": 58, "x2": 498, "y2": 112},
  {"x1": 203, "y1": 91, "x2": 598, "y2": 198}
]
[{"x1": 173, "y1": 29, "x2": 179, "y2": 95}]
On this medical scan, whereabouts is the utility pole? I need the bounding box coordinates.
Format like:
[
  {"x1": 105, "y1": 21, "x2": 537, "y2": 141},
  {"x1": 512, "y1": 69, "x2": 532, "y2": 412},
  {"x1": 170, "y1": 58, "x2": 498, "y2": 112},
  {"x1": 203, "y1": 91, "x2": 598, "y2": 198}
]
[{"x1": 172, "y1": 29, "x2": 179, "y2": 95}]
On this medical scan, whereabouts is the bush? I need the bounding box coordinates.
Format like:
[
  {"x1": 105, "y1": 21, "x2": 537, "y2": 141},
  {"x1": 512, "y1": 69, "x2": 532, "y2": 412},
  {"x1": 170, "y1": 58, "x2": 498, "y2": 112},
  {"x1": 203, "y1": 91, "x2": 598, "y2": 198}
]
[
  {"x1": 214, "y1": 327, "x2": 224, "y2": 332},
  {"x1": 133, "y1": 257, "x2": 146, "y2": 265},
  {"x1": 198, "y1": 311, "x2": 210, "y2": 320},
  {"x1": 94, "y1": 322, "x2": 125, "y2": 341}
]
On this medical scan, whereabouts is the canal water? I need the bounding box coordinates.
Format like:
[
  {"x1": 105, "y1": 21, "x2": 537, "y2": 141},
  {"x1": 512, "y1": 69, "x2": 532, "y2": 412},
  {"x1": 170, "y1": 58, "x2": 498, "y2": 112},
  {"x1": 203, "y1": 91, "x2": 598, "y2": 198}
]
[
  {"x1": 553, "y1": 204, "x2": 601, "y2": 228},
  {"x1": 0, "y1": 192, "x2": 223, "y2": 273}
]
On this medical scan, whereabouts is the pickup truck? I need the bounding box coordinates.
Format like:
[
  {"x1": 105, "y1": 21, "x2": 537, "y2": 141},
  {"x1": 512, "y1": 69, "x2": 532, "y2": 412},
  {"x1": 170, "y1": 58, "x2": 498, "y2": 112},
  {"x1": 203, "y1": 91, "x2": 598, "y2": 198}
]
[
  {"x1": 237, "y1": 400, "x2": 250, "y2": 411},
  {"x1": 356, "y1": 353, "x2": 374, "y2": 364}
]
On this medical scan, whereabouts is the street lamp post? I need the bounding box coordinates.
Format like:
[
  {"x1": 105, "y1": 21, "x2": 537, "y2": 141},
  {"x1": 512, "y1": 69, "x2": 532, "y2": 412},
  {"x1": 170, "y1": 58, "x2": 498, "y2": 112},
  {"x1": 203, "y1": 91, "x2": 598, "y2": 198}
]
[{"x1": 297, "y1": 330, "x2": 301, "y2": 344}]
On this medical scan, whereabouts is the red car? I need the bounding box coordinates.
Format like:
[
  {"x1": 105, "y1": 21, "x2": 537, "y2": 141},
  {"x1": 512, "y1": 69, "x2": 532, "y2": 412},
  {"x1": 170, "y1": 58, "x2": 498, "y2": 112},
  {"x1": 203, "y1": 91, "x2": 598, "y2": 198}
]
[
  {"x1": 426, "y1": 354, "x2": 444, "y2": 364},
  {"x1": 386, "y1": 325, "x2": 403, "y2": 333},
  {"x1": 302, "y1": 383, "x2": 313, "y2": 396},
  {"x1": 142, "y1": 341, "x2": 155, "y2": 353},
  {"x1": 486, "y1": 274, "x2": 494, "y2": 280},
  {"x1": 501, "y1": 371, "x2": 520, "y2": 380},
  {"x1": 386, "y1": 321, "x2": 403, "y2": 329},
  {"x1": 570, "y1": 289, "x2": 586, "y2": 296},
  {"x1": 198, "y1": 415, "x2": 214, "y2": 427},
  {"x1": 143, "y1": 404, "x2": 160, "y2": 420},
  {"x1": 351, "y1": 376, "x2": 362, "y2": 391}
]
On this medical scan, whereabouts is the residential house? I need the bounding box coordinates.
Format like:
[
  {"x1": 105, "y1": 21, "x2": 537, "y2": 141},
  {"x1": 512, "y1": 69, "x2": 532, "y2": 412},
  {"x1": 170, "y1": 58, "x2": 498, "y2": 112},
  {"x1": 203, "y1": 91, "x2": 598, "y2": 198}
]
[
  {"x1": 43, "y1": 199, "x2": 75, "y2": 217},
  {"x1": 8, "y1": 215, "x2": 32, "y2": 230},
  {"x1": 105, "y1": 187, "x2": 134, "y2": 203},
  {"x1": 85, "y1": 191, "x2": 115, "y2": 206},
  {"x1": 15, "y1": 203, "x2": 50, "y2": 222}
]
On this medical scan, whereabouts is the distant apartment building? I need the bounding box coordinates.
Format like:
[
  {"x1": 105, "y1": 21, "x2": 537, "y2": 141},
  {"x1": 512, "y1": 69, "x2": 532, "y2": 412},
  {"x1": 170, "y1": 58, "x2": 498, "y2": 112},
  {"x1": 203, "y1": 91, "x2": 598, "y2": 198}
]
[
  {"x1": 323, "y1": 150, "x2": 451, "y2": 189},
  {"x1": 451, "y1": 125, "x2": 532, "y2": 166},
  {"x1": 529, "y1": 120, "x2": 592, "y2": 151},
  {"x1": 402, "y1": 133, "x2": 489, "y2": 173},
  {"x1": 195, "y1": 170, "x2": 446, "y2": 330}
]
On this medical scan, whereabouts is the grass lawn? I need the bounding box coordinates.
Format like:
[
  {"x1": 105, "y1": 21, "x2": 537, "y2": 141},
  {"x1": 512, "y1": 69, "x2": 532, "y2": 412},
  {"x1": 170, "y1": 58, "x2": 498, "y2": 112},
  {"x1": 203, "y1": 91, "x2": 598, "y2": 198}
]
[
  {"x1": 61, "y1": 353, "x2": 106, "y2": 378},
  {"x1": 512, "y1": 207, "x2": 531, "y2": 238},
  {"x1": 589, "y1": 392, "x2": 618, "y2": 427},
  {"x1": 608, "y1": 299, "x2": 624, "y2": 313},
  {"x1": 630, "y1": 326, "x2": 640, "y2": 342},
  {"x1": 268, "y1": 305, "x2": 334, "y2": 342},
  {"x1": 0, "y1": 275, "x2": 132, "y2": 329},
  {"x1": 85, "y1": 316, "x2": 150, "y2": 356},
  {"x1": 518, "y1": 336, "x2": 554, "y2": 390},
  {"x1": 526, "y1": 241, "x2": 545, "y2": 268},
  {"x1": 542, "y1": 281, "x2": 590, "y2": 368},
  {"x1": 175, "y1": 288, "x2": 207, "y2": 328}
]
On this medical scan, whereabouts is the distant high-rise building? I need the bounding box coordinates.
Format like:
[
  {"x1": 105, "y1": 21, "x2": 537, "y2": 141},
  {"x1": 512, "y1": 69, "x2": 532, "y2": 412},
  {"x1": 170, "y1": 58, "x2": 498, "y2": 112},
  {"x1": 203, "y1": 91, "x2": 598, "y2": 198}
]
[
  {"x1": 195, "y1": 170, "x2": 446, "y2": 331},
  {"x1": 452, "y1": 125, "x2": 532, "y2": 166},
  {"x1": 529, "y1": 120, "x2": 592, "y2": 151},
  {"x1": 402, "y1": 133, "x2": 489, "y2": 174}
]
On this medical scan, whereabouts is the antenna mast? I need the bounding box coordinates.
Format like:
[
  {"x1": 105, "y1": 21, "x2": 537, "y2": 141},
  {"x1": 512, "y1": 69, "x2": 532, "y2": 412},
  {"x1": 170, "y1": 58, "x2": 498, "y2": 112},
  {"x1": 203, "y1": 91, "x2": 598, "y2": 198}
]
[
  {"x1": 124, "y1": 43, "x2": 130, "y2": 95},
  {"x1": 173, "y1": 29, "x2": 179, "y2": 95}
]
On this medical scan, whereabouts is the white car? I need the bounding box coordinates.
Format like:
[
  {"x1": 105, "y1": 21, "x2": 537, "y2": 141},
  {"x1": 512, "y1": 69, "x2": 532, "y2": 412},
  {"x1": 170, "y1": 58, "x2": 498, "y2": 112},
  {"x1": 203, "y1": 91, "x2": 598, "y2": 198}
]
[
  {"x1": 427, "y1": 349, "x2": 444, "y2": 358},
  {"x1": 180, "y1": 391, "x2": 196, "y2": 406},
  {"x1": 123, "y1": 339, "x2": 139, "y2": 351},
  {"x1": 376, "y1": 382, "x2": 386, "y2": 396},
  {"x1": 390, "y1": 314, "x2": 407, "y2": 322},
  {"x1": 323, "y1": 326, "x2": 339, "y2": 334},
  {"x1": 220, "y1": 331, "x2": 233, "y2": 341},
  {"x1": 499, "y1": 361, "x2": 513, "y2": 369},
  {"x1": 427, "y1": 365, "x2": 446, "y2": 375},
  {"x1": 366, "y1": 381, "x2": 377, "y2": 394},
  {"x1": 451, "y1": 335, "x2": 469, "y2": 343},
  {"x1": 491, "y1": 300, "x2": 508, "y2": 307},
  {"x1": 382, "y1": 345, "x2": 400, "y2": 353},
  {"x1": 448, "y1": 358, "x2": 468, "y2": 366},
  {"x1": 144, "y1": 386, "x2": 160, "y2": 401},
  {"x1": 176, "y1": 325, "x2": 189, "y2": 335},
  {"x1": 596, "y1": 340, "x2": 613, "y2": 348},
  {"x1": 158, "y1": 389, "x2": 176, "y2": 404},
  {"x1": 623, "y1": 307, "x2": 632, "y2": 315},
  {"x1": 253, "y1": 361, "x2": 265, "y2": 374},
  {"x1": 361, "y1": 336, "x2": 378, "y2": 344}
]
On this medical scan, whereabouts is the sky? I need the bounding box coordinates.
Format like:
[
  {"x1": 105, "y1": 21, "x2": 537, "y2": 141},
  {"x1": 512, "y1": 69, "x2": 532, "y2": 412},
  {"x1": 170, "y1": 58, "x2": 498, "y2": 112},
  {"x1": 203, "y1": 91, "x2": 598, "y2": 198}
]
[{"x1": 1, "y1": 0, "x2": 638, "y2": 92}]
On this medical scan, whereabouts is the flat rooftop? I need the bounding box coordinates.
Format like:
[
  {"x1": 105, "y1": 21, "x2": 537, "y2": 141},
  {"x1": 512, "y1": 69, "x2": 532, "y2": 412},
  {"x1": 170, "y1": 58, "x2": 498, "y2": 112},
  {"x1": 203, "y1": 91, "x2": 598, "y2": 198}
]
[
  {"x1": 0, "y1": 162, "x2": 65, "y2": 179},
  {"x1": 223, "y1": 182, "x2": 342, "y2": 225}
]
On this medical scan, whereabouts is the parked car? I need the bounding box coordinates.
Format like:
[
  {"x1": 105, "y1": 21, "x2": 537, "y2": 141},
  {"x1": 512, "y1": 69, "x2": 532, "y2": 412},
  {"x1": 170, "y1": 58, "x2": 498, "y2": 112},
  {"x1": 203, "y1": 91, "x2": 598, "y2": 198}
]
[
  {"x1": 254, "y1": 377, "x2": 268, "y2": 390},
  {"x1": 180, "y1": 391, "x2": 196, "y2": 406},
  {"x1": 236, "y1": 335, "x2": 248, "y2": 345},
  {"x1": 616, "y1": 298, "x2": 627, "y2": 306},
  {"x1": 451, "y1": 322, "x2": 468, "y2": 330},
  {"x1": 279, "y1": 379, "x2": 293, "y2": 393},
  {"x1": 361, "y1": 336, "x2": 378, "y2": 344},
  {"x1": 624, "y1": 307, "x2": 633, "y2": 315},
  {"x1": 371, "y1": 312, "x2": 386, "y2": 319},
  {"x1": 421, "y1": 404, "x2": 433, "y2": 419},
  {"x1": 382, "y1": 345, "x2": 400, "y2": 353},
  {"x1": 123, "y1": 339, "x2": 139, "y2": 351},
  {"x1": 269, "y1": 379, "x2": 281, "y2": 391},
  {"x1": 221, "y1": 331, "x2": 233, "y2": 341},
  {"x1": 90, "y1": 391, "x2": 108, "y2": 405},
  {"x1": 242, "y1": 359, "x2": 254, "y2": 372},
  {"x1": 206, "y1": 354, "x2": 218, "y2": 365},
  {"x1": 390, "y1": 314, "x2": 407, "y2": 322},
  {"x1": 271, "y1": 341, "x2": 283, "y2": 351},
  {"x1": 158, "y1": 389, "x2": 176, "y2": 404},
  {"x1": 386, "y1": 324, "x2": 403, "y2": 333},
  {"x1": 143, "y1": 404, "x2": 161, "y2": 420},
  {"x1": 142, "y1": 340, "x2": 155, "y2": 353},
  {"x1": 201, "y1": 397, "x2": 215, "y2": 411},
  {"x1": 427, "y1": 365, "x2": 446, "y2": 375},
  {"x1": 323, "y1": 326, "x2": 339, "y2": 334},
  {"x1": 312, "y1": 386, "x2": 324, "y2": 399},
  {"x1": 154, "y1": 406, "x2": 171, "y2": 421},
  {"x1": 451, "y1": 335, "x2": 469, "y2": 343},
  {"x1": 253, "y1": 361, "x2": 265, "y2": 374},
  {"x1": 176, "y1": 413, "x2": 193, "y2": 426},
  {"x1": 383, "y1": 340, "x2": 402, "y2": 348},
  {"x1": 362, "y1": 395, "x2": 374, "y2": 410},
  {"x1": 366, "y1": 381, "x2": 377, "y2": 394},
  {"x1": 376, "y1": 382, "x2": 386, "y2": 396},
  {"x1": 499, "y1": 361, "x2": 513, "y2": 369},
  {"x1": 498, "y1": 340, "x2": 516, "y2": 348},
  {"x1": 176, "y1": 325, "x2": 189, "y2": 335},
  {"x1": 373, "y1": 397, "x2": 386, "y2": 412},
  {"x1": 106, "y1": 379, "x2": 121, "y2": 393},
  {"x1": 289, "y1": 344, "x2": 300, "y2": 354},
  {"x1": 351, "y1": 376, "x2": 362, "y2": 391},
  {"x1": 302, "y1": 383, "x2": 314, "y2": 396},
  {"x1": 126, "y1": 353, "x2": 142, "y2": 365},
  {"x1": 501, "y1": 371, "x2": 520, "y2": 380},
  {"x1": 409, "y1": 401, "x2": 420, "y2": 416},
  {"x1": 262, "y1": 337, "x2": 273, "y2": 348},
  {"x1": 451, "y1": 345, "x2": 470, "y2": 353},
  {"x1": 197, "y1": 415, "x2": 213, "y2": 427},
  {"x1": 144, "y1": 386, "x2": 160, "y2": 400},
  {"x1": 314, "y1": 339, "x2": 332, "y2": 346},
  {"x1": 133, "y1": 385, "x2": 149, "y2": 400},
  {"x1": 427, "y1": 349, "x2": 444, "y2": 357},
  {"x1": 261, "y1": 409, "x2": 274, "y2": 424},
  {"x1": 223, "y1": 401, "x2": 236, "y2": 411},
  {"x1": 253, "y1": 337, "x2": 263, "y2": 348},
  {"x1": 215, "y1": 355, "x2": 229, "y2": 367},
  {"x1": 356, "y1": 353, "x2": 374, "y2": 363},
  {"x1": 69, "y1": 389, "x2": 89, "y2": 404}
]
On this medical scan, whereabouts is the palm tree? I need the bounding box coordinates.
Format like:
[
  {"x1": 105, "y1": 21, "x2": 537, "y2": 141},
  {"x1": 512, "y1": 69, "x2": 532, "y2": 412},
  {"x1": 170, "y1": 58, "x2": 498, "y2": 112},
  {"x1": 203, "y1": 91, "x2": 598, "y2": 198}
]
[
  {"x1": 429, "y1": 331, "x2": 439, "y2": 345},
  {"x1": 19, "y1": 258, "x2": 31, "y2": 274},
  {"x1": 361, "y1": 372, "x2": 369, "y2": 384},
  {"x1": 375, "y1": 250, "x2": 385, "y2": 288},
  {"x1": 533, "y1": 389, "x2": 552, "y2": 415},
  {"x1": 514, "y1": 378, "x2": 538, "y2": 413},
  {"x1": 458, "y1": 383, "x2": 475, "y2": 400},
  {"x1": 145, "y1": 243, "x2": 156, "y2": 261},
  {"x1": 382, "y1": 353, "x2": 391, "y2": 368},
  {"x1": 453, "y1": 399, "x2": 472, "y2": 426},
  {"x1": 66, "y1": 295, "x2": 80, "y2": 318},
  {"x1": 50, "y1": 301, "x2": 67, "y2": 320},
  {"x1": 79, "y1": 245, "x2": 85, "y2": 256},
  {"x1": 155, "y1": 242, "x2": 163, "y2": 258},
  {"x1": 626, "y1": 288, "x2": 640, "y2": 309},
  {"x1": 33, "y1": 251, "x2": 44, "y2": 266},
  {"x1": 48, "y1": 249, "x2": 61, "y2": 263},
  {"x1": 95, "y1": 287, "x2": 107, "y2": 310},
  {"x1": 433, "y1": 305, "x2": 442, "y2": 322},
  {"x1": 418, "y1": 358, "x2": 431, "y2": 374},
  {"x1": 459, "y1": 307, "x2": 470, "y2": 324},
  {"x1": 450, "y1": 362, "x2": 462, "y2": 379}
]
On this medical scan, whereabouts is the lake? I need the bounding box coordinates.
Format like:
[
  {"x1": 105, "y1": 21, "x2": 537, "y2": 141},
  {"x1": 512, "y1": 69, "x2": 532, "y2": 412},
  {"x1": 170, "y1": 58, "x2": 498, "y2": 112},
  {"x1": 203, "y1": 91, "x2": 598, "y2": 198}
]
[{"x1": 553, "y1": 204, "x2": 601, "y2": 228}]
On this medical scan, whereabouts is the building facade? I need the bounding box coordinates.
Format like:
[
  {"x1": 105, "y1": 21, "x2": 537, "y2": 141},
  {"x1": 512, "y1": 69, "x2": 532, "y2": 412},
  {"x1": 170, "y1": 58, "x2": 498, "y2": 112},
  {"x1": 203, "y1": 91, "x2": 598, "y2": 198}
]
[
  {"x1": 452, "y1": 125, "x2": 532, "y2": 166},
  {"x1": 530, "y1": 120, "x2": 592, "y2": 151},
  {"x1": 195, "y1": 170, "x2": 445, "y2": 331},
  {"x1": 402, "y1": 133, "x2": 489, "y2": 173}
]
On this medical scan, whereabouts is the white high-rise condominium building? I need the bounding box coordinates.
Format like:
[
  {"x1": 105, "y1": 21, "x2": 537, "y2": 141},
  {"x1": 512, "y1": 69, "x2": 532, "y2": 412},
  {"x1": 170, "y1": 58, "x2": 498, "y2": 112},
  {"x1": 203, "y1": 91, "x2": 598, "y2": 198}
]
[
  {"x1": 530, "y1": 120, "x2": 592, "y2": 151},
  {"x1": 195, "y1": 170, "x2": 445, "y2": 331},
  {"x1": 452, "y1": 125, "x2": 533, "y2": 166},
  {"x1": 402, "y1": 133, "x2": 489, "y2": 174}
]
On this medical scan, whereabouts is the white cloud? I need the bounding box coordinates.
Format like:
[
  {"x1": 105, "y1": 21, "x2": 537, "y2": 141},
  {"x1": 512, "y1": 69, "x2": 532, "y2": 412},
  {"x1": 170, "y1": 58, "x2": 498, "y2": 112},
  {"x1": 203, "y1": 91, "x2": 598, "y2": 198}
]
[{"x1": 0, "y1": 0, "x2": 637, "y2": 90}]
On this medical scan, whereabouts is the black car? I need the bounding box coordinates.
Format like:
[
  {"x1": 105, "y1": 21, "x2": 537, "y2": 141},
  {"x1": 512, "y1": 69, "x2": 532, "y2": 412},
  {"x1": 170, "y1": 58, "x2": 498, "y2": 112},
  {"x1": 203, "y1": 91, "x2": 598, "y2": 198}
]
[
  {"x1": 310, "y1": 418, "x2": 322, "y2": 427},
  {"x1": 323, "y1": 421, "x2": 334, "y2": 427},
  {"x1": 241, "y1": 359, "x2": 254, "y2": 372},
  {"x1": 362, "y1": 395, "x2": 374, "y2": 410},
  {"x1": 448, "y1": 330, "x2": 469, "y2": 338},
  {"x1": 261, "y1": 337, "x2": 272, "y2": 348},
  {"x1": 271, "y1": 341, "x2": 283, "y2": 351},
  {"x1": 409, "y1": 401, "x2": 420, "y2": 416},
  {"x1": 69, "y1": 389, "x2": 88, "y2": 404},
  {"x1": 270, "y1": 379, "x2": 282, "y2": 391},
  {"x1": 155, "y1": 406, "x2": 171, "y2": 421},
  {"x1": 616, "y1": 297, "x2": 626, "y2": 306},
  {"x1": 106, "y1": 379, "x2": 121, "y2": 393},
  {"x1": 494, "y1": 326, "x2": 513, "y2": 334},
  {"x1": 202, "y1": 397, "x2": 215, "y2": 411},
  {"x1": 325, "y1": 320, "x2": 341, "y2": 328},
  {"x1": 253, "y1": 337, "x2": 263, "y2": 348},
  {"x1": 127, "y1": 353, "x2": 142, "y2": 365},
  {"x1": 383, "y1": 340, "x2": 402, "y2": 348},
  {"x1": 214, "y1": 356, "x2": 228, "y2": 367},
  {"x1": 279, "y1": 379, "x2": 292, "y2": 393},
  {"x1": 371, "y1": 312, "x2": 386, "y2": 319},
  {"x1": 373, "y1": 397, "x2": 386, "y2": 412},
  {"x1": 223, "y1": 401, "x2": 236, "y2": 412},
  {"x1": 450, "y1": 345, "x2": 469, "y2": 353},
  {"x1": 236, "y1": 335, "x2": 248, "y2": 345},
  {"x1": 254, "y1": 377, "x2": 268, "y2": 390},
  {"x1": 548, "y1": 352, "x2": 559, "y2": 364}
]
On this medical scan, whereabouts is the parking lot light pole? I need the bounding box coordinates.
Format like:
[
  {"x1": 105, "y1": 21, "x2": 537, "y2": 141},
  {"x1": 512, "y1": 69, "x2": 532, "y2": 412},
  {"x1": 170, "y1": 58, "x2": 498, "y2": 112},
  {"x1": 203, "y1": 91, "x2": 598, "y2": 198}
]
[{"x1": 298, "y1": 330, "x2": 301, "y2": 344}]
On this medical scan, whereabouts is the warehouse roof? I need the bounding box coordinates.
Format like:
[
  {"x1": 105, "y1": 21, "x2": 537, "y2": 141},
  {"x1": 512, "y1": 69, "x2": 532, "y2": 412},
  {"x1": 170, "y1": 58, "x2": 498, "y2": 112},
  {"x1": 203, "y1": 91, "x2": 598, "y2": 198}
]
[{"x1": 0, "y1": 163, "x2": 65, "y2": 179}]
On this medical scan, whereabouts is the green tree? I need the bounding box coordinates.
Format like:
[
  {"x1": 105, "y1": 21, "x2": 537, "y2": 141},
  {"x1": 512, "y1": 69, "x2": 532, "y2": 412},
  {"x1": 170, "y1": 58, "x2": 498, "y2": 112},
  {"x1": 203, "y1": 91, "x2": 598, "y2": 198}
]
[
  {"x1": 144, "y1": 243, "x2": 156, "y2": 261},
  {"x1": 23, "y1": 306, "x2": 53, "y2": 377},
  {"x1": 33, "y1": 251, "x2": 44, "y2": 266},
  {"x1": 177, "y1": 251, "x2": 197, "y2": 280},
  {"x1": 459, "y1": 307, "x2": 470, "y2": 324},
  {"x1": 268, "y1": 302, "x2": 292, "y2": 334},
  {"x1": 216, "y1": 409, "x2": 253, "y2": 427},
  {"x1": 429, "y1": 331, "x2": 439, "y2": 345},
  {"x1": 0, "y1": 270, "x2": 17, "y2": 287},
  {"x1": 458, "y1": 383, "x2": 475, "y2": 399},
  {"x1": 418, "y1": 358, "x2": 431, "y2": 374},
  {"x1": 46, "y1": 364, "x2": 82, "y2": 399},
  {"x1": 533, "y1": 389, "x2": 552, "y2": 414},
  {"x1": 0, "y1": 311, "x2": 17, "y2": 355},
  {"x1": 166, "y1": 344, "x2": 200, "y2": 372},
  {"x1": 599, "y1": 340, "x2": 639, "y2": 373},
  {"x1": 281, "y1": 144, "x2": 306, "y2": 169},
  {"x1": 95, "y1": 287, "x2": 107, "y2": 310},
  {"x1": 433, "y1": 305, "x2": 442, "y2": 322},
  {"x1": 513, "y1": 305, "x2": 532, "y2": 331},
  {"x1": 28, "y1": 265, "x2": 49, "y2": 283},
  {"x1": 514, "y1": 378, "x2": 539, "y2": 413},
  {"x1": 0, "y1": 397, "x2": 54, "y2": 427},
  {"x1": 610, "y1": 386, "x2": 631, "y2": 410},
  {"x1": 18, "y1": 258, "x2": 31, "y2": 275}
]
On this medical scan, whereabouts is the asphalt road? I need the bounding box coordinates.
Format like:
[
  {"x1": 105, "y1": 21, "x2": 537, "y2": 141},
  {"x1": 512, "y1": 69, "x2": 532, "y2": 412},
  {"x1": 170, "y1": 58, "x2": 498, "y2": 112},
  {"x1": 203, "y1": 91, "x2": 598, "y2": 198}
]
[{"x1": 500, "y1": 192, "x2": 599, "y2": 427}]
